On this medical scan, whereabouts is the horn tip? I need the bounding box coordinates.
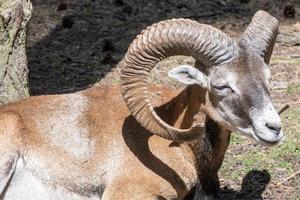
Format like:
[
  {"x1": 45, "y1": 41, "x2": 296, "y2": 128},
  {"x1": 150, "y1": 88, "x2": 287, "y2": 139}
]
[{"x1": 253, "y1": 10, "x2": 278, "y2": 25}]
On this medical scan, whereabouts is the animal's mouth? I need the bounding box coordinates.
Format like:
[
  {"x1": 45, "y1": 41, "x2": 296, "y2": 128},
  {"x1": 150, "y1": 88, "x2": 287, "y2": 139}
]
[
  {"x1": 233, "y1": 126, "x2": 284, "y2": 146},
  {"x1": 213, "y1": 109, "x2": 284, "y2": 146},
  {"x1": 253, "y1": 129, "x2": 284, "y2": 146},
  {"x1": 252, "y1": 131, "x2": 284, "y2": 146}
]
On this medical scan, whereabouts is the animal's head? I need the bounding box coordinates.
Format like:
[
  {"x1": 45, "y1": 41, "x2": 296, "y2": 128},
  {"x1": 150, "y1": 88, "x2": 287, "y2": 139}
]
[{"x1": 121, "y1": 10, "x2": 283, "y2": 145}]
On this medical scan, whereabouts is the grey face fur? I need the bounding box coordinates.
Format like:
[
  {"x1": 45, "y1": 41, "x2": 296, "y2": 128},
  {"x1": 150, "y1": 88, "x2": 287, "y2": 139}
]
[
  {"x1": 209, "y1": 42, "x2": 282, "y2": 145},
  {"x1": 170, "y1": 41, "x2": 283, "y2": 145}
]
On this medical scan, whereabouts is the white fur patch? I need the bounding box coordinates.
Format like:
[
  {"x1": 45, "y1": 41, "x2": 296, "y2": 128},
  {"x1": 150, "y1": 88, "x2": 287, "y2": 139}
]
[
  {"x1": 4, "y1": 158, "x2": 49, "y2": 200},
  {"x1": 99, "y1": 140, "x2": 124, "y2": 183},
  {"x1": 263, "y1": 64, "x2": 271, "y2": 86},
  {"x1": 249, "y1": 101, "x2": 283, "y2": 143},
  {"x1": 168, "y1": 65, "x2": 208, "y2": 88},
  {"x1": 0, "y1": 155, "x2": 18, "y2": 195},
  {"x1": 38, "y1": 93, "x2": 95, "y2": 160},
  {"x1": 226, "y1": 72, "x2": 239, "y2": 94},
  {"x1": 3, "y1": 158, "x2": 100, "y2": 200}
]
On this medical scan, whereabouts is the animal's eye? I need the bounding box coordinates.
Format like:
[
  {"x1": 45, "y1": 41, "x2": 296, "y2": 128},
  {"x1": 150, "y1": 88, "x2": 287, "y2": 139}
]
[
  {"x1": 213, "y1": 85, "x2": 233, "y2": 91},
  {"x1": 212, "y1": 85, "x2": 235, "y2": 95}
]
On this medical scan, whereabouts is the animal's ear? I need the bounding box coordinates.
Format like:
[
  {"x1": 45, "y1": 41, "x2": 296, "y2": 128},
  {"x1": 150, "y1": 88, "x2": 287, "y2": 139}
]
[
  {"x1": 168, "y1": 65, "x2": 208, "y2": 88},
  {"x1": 242, "y1": 10, "x2": 278, "y2": 64}
]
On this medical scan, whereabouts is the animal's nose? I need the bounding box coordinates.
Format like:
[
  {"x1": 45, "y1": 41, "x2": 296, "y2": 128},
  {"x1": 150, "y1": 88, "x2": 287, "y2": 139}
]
[{"x1": 266, "y1": 122, "x2": 281, "y2": 135}]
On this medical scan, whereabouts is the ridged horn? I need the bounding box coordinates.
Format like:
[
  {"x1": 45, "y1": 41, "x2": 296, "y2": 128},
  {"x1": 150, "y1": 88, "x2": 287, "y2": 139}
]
[
  {"x1": 120, "y1": 18, "x2": 235, "y2": 141},
  {"x1": 242, "y1": 10, "x2": 278, "y2": 64}
]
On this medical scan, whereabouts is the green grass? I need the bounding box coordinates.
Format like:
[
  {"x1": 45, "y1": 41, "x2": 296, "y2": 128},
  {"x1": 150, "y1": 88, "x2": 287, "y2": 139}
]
[
  {"x1": 220, "y1": 106, "x2": 300, "y2": 182},
  {"x1": 287, "y1": 83, "x2": 300, "y2": 94}
]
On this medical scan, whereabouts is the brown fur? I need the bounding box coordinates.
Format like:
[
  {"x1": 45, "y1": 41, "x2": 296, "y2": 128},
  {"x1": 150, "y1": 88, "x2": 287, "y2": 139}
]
[{"x1": 0, "y1": 85, "x2": 228, "y2": 199}]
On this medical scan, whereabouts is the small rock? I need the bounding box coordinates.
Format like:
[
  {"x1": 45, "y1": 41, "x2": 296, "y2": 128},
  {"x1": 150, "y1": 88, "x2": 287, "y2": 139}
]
[
  {"x1": 283, "y1": 4, "x2": 296, "y2": 18},
  {"x1": 176, "y1": 3, "x2": 188, "y2": 9},
  {"x1": 113, "y1": 0, "x2": 124, "y2": 7},
  {"x1": 64, "y1": 57, "x2": 73, "y2": 64},
  {"x1": 239, "y1": 0, "x2": 250, "y2": 3},
  {"x1": 91, "y1": 52, "x2": 96, "y2": 57},
  {"x1": 293, "y1": 22, "x2": 300, "y2": 32},
  {"x1": 57, "y1": 2, "x2": 68, "y2": 11},
  {"x1": 62, "y1": 16, "x2": 74, "y2": 29},
  {"x1": 102, "y1": 40, "x2": 114, "y2": 52},
  {"x1": 220, "y1": 0, "x2": 227, "y2": 6},
  {"x1": 122, "y1": 5, "x2": 133, "y2": 14}
]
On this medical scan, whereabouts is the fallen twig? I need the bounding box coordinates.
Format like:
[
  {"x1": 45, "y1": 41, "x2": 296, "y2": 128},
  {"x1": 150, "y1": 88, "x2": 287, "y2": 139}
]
[
  {"x1": 272, "y1": 72, "x2": 287, "y2": 78},
  {"x1": 276, "y1": 169, "x2": 300, "y2": 186},
  {"x1": 278, "y1": 104, "x2": 290, "y2": 115}
]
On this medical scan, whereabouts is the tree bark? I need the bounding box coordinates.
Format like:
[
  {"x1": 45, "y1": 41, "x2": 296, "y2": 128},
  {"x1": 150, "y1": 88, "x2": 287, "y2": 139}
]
[{"x1": 0, "y1": 0, "x2": 32, "y2": 105}]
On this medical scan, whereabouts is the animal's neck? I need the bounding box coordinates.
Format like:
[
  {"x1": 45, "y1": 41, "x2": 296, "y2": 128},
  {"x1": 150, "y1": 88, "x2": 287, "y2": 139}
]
[
  {"x1": 187, "y1": 117, "x2": 231, "y2": 169},
  {"x1": 155, "y1": 85, "x2": 231, "y2": 165},
  {"x1": 177, "y1": 85, "x2": 231, "y2": 195},
  {"x1": 178, "y1": 85, "x2": 230, "y2": 159}
]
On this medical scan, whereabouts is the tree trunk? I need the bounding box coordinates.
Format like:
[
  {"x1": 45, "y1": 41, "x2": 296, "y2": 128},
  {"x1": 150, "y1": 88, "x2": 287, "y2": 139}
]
[{"x1": 0, "y1": 0, "x2": 32, "y2": 105}]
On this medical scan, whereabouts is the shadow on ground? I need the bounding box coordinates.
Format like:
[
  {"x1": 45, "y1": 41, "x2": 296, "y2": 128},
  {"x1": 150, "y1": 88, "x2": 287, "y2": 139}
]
[
  {"x1": 27, "y1": 0, "x2": 293, "y2": 95},
  {"x1": 220, "y1": 170, "x2": 271, "y2": 200}
]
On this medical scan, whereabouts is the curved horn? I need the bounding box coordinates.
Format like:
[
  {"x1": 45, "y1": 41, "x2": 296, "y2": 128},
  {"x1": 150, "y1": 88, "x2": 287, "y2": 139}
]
[
  {"x1": 242, "y1": 10, "x2": 278, "y2": 64},
  {"x1": 120, "y1": 18, "x2": 235, "y2": 141}
]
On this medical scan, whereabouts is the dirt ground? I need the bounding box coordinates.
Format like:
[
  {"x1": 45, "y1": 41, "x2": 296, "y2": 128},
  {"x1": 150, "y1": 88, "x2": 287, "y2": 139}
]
[{"x1": 27, "y1": 0, "x2": 300, "y2": 199}]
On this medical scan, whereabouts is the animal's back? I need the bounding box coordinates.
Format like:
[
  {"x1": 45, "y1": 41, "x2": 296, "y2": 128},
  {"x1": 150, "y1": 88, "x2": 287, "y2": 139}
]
[
  {"x1": 0, "y1": 85, "x2": 199, "y2": 199},
  {"x1": 0, "y1": 86, "x2": 126, "y2": 199}
]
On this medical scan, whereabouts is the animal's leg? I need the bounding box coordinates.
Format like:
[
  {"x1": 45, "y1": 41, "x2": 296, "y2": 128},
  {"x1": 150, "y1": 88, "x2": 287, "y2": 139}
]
[
  {"x1": 191, "y1": 185, "x2": 221, "y2": 200},
  {"x1": 0, "y1": 112, "x2": 22, "y2": 197},
  {"x1": 0, "y1": 153, "x2": 18, "y2": 196},
  {"x1": 196, "y1": 172, "x2": 221, "y2": 200},
  {"x1": 102, "y1": 178, "x2": 167, "y2": 200},
  {"x1": 194, "y1": 125, "x2": 231, "y2": 200},
  {"x1": 102, "y1": 191, "x2": 164, "y2": 200}
]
